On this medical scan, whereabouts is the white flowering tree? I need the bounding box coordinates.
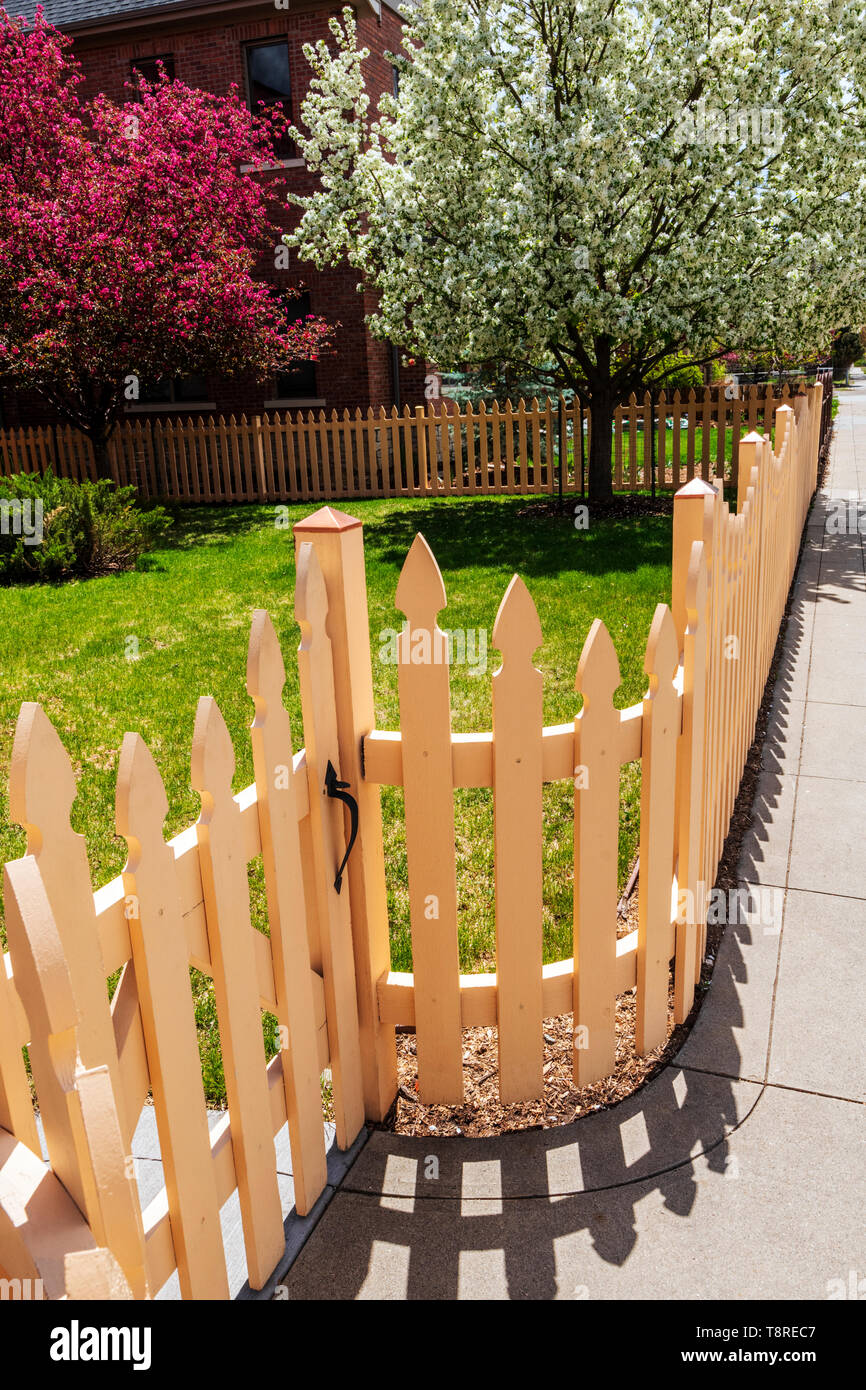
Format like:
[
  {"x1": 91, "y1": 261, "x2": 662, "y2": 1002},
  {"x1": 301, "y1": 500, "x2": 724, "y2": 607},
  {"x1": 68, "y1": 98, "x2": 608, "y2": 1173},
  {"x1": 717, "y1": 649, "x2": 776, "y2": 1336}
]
[{"x1": 288, "y1": 1, "x2": 865, "y2": 500}]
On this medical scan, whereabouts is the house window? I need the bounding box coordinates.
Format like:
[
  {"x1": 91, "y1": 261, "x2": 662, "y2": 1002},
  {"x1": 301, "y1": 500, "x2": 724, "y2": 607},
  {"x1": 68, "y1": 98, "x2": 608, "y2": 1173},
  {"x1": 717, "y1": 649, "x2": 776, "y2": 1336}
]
[
  {"x1": 130, "y1": 55, "x2": 175, "y2": 84},
  {"x1": 245, "y1": 41, "x2": 294, "y2": 158},
  {"x1": 276, "y1": 292, "x2": 318, "y2": 399},
  {"x1": 392, "y1": 65, "x2": 400, "y2": 98},
  {"x1": 138, "y1": 375, "x2": 209, "y2": 406}
]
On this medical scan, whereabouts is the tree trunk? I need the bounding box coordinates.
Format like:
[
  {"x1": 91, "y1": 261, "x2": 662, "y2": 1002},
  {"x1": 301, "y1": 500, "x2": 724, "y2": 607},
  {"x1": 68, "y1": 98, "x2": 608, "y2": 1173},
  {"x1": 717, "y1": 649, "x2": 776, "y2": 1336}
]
[
  {"x1": 91, "y1": 434, "x2": 113, "y2": 481},
  {"x1": 587, "y1": 391, "x2": 615, "y2": 503}
]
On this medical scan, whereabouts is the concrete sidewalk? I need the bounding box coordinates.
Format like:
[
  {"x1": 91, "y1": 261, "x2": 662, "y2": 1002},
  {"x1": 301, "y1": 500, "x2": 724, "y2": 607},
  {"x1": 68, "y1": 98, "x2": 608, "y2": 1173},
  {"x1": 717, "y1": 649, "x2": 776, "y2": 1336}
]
[{"x1": 279, "y1": 376, "x2": 866, "y2": 1301}]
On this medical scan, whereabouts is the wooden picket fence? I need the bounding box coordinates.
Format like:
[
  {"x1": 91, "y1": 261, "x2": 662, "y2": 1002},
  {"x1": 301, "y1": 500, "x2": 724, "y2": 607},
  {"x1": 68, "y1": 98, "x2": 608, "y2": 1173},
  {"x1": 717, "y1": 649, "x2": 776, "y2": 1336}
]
[
  {"x1": 0, "y1": 386, "x2": 825, "y2": 1299},
  {"x1": 0, "y1": 382, "x2": 808, "y2": 502}
]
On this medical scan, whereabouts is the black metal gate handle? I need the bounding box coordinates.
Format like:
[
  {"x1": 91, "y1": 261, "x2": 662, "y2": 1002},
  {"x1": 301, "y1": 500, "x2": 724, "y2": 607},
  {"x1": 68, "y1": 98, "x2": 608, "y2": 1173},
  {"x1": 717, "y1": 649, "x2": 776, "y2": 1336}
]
[{"x1": 324, "y1": 760, "x2": 359, "y2": 895}]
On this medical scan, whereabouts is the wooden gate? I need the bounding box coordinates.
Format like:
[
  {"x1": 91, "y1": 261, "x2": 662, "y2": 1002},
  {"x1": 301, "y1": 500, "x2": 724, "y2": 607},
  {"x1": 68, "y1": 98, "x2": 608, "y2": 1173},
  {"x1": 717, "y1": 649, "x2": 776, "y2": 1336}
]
[{"x1": 0, "y1": 542, "x2": 366, "y2": 1299}]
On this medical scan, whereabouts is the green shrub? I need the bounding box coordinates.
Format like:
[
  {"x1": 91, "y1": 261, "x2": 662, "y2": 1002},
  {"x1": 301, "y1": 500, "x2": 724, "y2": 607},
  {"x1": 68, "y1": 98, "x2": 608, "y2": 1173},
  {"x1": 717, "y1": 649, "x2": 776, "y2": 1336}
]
[
  {"x1": 0, "y1": 471, "x2": 171, "y2": 583},
  {"x1": 645, "y1": 352, "x2": 705, "y2": 393}
]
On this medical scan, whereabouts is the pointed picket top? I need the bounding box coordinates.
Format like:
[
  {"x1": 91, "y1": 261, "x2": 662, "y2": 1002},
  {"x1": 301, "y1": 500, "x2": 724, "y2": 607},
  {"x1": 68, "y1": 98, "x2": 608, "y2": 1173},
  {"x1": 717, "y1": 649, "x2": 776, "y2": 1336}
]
[
  {"x1": 9, "y1": 702, "x2": 78, "y2": 852},
  {"x1": 575, "y1": 618, "x2": 620, "y2": 705},
  {"x1": 191, "y1": 696, "x2": 235, "y2": 806},
  {"x1": 294, "y1": 537, "x2": 329, "y2": 646},
  {"x1": 741, "y1": 430, "x2": 764, "y2": 446},
  {"x1": 493, "y1": 574, "x2": 542, "y2": 664},
  {"x1": 644, "y1": 604, "x2": 679, "y2": 692},
  {"x1": 115, "y1": 733, "x2": 169, "y2": 859},
  {"x1": 395, "y1": 533, "x2": 447, "y2": 627},
  {"x1": 247, "y1": 609, "x2": 286, "y2": 716}
]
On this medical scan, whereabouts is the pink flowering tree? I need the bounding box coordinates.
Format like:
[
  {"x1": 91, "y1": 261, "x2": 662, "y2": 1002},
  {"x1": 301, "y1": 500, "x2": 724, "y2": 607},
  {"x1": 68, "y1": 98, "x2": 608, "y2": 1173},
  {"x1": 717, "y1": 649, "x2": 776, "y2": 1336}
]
[{"x1": 0, "y1": 7, "x2": 330, "y2": 477}]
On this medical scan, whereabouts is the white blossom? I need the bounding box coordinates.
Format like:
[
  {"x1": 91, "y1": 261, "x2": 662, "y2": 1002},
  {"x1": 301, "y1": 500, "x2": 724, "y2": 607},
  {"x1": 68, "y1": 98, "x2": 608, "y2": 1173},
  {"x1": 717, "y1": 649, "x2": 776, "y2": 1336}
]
[{"x1": 286, "y1": 1, "x2": 866, "y2": 496}]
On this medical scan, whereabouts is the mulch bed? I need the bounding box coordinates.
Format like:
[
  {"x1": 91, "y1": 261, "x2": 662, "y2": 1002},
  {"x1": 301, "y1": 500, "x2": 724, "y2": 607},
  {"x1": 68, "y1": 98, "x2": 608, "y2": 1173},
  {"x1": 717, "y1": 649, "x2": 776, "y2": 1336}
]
[
  {"x1": 373, "y1": 428, "x2": 832, "y2": 1139},
  {"x1": 517, "y1": 494, "x2": 675, "y2": 524}
]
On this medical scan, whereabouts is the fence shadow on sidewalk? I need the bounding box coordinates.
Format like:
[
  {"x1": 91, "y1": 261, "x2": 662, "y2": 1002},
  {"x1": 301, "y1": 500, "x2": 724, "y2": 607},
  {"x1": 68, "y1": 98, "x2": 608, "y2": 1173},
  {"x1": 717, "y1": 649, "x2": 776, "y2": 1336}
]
[{"x1": 281, "y1": 1053, "x2": 758, "y2": 1300}]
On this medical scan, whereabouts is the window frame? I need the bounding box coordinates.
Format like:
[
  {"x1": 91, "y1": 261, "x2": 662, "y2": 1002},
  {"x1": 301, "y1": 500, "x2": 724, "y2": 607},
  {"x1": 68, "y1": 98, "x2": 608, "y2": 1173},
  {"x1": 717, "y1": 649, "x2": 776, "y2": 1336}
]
[
  {"x1": 130, "y1": 54, "x2": 176, "y2": 85},
  {"x1": 272, "y1": 290, "x2": 319, "y2": 401},
  {"x1": 127, "y1": 374, "x2": 214, "y2": 412},
  {"x1": 243, "y1": 38, "x2": 295, "y2": 160}
]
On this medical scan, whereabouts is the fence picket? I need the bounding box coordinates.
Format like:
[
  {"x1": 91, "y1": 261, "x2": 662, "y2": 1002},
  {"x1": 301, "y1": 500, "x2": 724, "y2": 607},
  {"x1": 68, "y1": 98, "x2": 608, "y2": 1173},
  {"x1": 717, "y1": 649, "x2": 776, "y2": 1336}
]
[
  {"x1": 9, "y1": 704, "x2": 128, "y2": 1136},
  {"x1": 115, "y1": 733, "x2": 229, "y2": 1299},
  {"x1": 573, "y1": 620, "x2": 620, "y2": 1086},
  {"x1": 247, "y1": 610, "x2": 329, "y2": 1211},
  {"x1": 465, "y1": 401, "x2": 477, "y2": 493},
  {"x1": 394, "y1": 535, "x2": 463, "y2": 1102},
  {"x1": 294, "y1": 544, "x2": 366, "y2": 1149},
  {"x1": 671, "y1": 389, "x2": 682, "y2": 488},
  {"x1": 191, "y1": 696, "x2": 285, "y2": 1291},
  {"x1": 492, "y1": 576, "x2": 544, "y2": 1101},
  {"x1": 636, "y1": 605, "x2": 679, "y2": 1053},
  {"x1": 0, "y1": 871, "x2": 41, "y2": 1155}
]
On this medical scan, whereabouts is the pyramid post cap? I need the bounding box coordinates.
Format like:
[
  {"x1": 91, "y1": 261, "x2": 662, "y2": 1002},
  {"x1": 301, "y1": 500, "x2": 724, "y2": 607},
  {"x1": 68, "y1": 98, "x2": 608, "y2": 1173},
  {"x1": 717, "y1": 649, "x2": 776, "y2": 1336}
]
[
  {"x1": 674, "y1": 477, "x2": 718, "y2": 499},
  {"x1": 293, "y1": 505, "x2": 362, "y2": 534}
]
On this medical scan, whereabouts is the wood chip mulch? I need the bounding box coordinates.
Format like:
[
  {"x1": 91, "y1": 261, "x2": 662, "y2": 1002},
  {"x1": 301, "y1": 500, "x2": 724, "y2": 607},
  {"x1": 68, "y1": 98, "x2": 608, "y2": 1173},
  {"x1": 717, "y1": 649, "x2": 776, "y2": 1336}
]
[
  {"x1": 517, "y1": 494, "x2": 675, "y2": 524},
  {"x1": 372, "y1": 430, "x2": 833, "y2": 1140}
]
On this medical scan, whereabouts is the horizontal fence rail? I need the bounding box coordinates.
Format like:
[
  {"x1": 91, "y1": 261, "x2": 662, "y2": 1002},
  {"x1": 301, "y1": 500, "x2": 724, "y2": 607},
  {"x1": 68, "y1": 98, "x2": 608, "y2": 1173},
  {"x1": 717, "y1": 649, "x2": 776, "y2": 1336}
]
[
  {"x1": 0, "y1": 383, "x2": 812, "y2": 503},
  {"x1": 0, "y1": 383, "x2": 830, "y2": 1299}
]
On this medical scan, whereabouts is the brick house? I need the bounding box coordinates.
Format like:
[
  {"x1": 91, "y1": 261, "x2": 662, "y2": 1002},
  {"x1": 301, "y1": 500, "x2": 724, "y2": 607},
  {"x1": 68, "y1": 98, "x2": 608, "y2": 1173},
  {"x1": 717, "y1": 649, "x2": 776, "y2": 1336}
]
[{"x1": 3, "y1": 0, "x2": 431, "y2": 428}]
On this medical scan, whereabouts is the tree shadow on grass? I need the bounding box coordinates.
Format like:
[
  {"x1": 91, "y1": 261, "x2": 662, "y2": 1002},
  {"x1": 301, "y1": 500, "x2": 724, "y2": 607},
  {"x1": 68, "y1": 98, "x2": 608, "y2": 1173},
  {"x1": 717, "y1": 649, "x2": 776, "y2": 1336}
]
[
  {"x1": 363, "y1": 498, "x2": 672, "y2": 581},
  {"x1": 155, "y1": 503, "x2": 278, "y2": 550}
]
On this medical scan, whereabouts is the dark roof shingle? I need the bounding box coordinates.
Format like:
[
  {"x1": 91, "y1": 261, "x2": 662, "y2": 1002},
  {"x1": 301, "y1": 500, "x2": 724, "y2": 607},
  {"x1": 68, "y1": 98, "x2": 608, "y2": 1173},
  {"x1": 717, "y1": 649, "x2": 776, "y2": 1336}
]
[{"x1": 10, "y1": 1, "x2": 198, "y2": 27}]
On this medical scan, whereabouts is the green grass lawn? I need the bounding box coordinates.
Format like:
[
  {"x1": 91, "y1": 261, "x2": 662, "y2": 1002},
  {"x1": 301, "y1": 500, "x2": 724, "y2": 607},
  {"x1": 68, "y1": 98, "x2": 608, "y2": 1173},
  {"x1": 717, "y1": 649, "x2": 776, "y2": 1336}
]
[{"x1": 0, "y1": 495, "x2": 672, "y2": 1101}]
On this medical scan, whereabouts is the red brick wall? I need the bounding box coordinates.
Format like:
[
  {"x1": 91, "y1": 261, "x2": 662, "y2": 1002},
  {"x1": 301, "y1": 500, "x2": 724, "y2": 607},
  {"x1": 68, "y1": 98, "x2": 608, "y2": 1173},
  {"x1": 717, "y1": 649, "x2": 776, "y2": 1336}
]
[{"x1": 1, "y1": 2, "x2": 432, "y2": 428}]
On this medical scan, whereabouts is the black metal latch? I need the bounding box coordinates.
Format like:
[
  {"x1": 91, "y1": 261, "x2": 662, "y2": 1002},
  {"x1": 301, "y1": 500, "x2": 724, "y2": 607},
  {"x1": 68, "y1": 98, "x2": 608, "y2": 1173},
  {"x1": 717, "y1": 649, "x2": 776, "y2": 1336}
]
[{"x1": 324, "y1": 760, "x2": 359, "y2": 895}]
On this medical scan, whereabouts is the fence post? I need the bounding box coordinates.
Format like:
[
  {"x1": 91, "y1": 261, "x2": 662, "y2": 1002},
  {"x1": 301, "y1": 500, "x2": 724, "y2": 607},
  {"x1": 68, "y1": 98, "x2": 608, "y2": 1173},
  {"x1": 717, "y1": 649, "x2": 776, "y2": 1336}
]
[
  {"x1": 737, "y1": 430, "x2": 763, "y2": 516},
  {"x1": 671, "y1": 479, "x2": 714, "y2": 1016},
  {"x1": 253, "y1": 416, "x2": 267, "y2": 500},
  {"x1": 292, "y1": 507, "x2": 398, "y2": 1123}
]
